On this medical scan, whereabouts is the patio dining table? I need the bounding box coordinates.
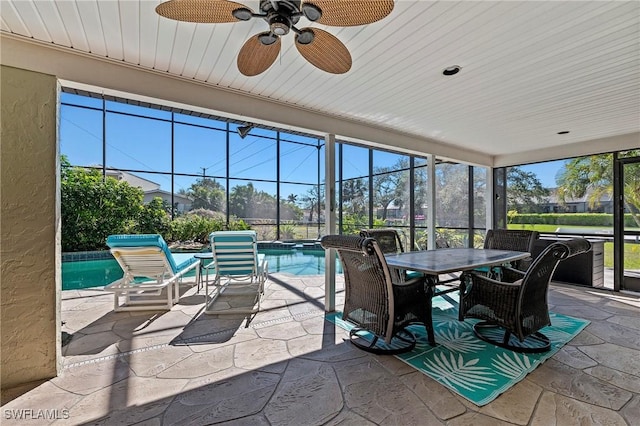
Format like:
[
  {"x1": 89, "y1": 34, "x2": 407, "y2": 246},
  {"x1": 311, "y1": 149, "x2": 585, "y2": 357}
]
[{"x1": 385, "y1": 248, "x2": 530, "y2": 345}]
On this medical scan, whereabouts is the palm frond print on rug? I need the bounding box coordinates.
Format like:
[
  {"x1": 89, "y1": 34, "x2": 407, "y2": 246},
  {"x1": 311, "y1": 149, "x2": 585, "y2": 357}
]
[{"x1": 327, "y1": 294, "x2": 589, "y2": 406}]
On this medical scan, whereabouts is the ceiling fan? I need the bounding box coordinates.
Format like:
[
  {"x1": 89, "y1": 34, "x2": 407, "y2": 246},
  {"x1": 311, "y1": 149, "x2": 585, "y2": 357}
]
[{"x1": 155, "y1": 0, "x2": 394, "y2": 76}]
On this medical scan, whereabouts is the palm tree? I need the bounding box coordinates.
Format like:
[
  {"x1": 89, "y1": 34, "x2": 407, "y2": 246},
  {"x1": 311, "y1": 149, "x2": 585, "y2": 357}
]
[{"x1": 557, "y1": 151, "x2": 640, "y2": 226}]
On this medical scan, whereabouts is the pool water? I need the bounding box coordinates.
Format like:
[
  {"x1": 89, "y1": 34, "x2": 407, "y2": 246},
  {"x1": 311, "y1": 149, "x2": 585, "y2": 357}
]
[
  {"x1": 63, "y1": 258, "x2": 125, "y2": 290},
  {"x1": 62, "y1": 249, "x2": 341, "y2": 290},
  {"x1": 262, "y1": 249, "x2": 341, "y2": 277}
]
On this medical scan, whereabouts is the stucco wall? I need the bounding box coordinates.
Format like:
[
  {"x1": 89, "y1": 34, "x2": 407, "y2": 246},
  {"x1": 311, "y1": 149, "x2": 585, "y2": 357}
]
[{"x1": 1, "y1": 65, "x2": 60, "y2": 389}]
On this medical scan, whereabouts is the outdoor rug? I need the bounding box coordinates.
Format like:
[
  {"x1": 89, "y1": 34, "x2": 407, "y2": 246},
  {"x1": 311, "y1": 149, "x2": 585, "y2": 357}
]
[{"x1": 327, "y1": 293, "x2": 590, "y2": 406}]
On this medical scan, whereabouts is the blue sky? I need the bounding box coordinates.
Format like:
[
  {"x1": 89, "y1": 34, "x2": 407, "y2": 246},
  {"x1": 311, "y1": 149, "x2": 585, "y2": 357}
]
[
  {"x1": 518, "y1": 160, "x2": 566, "y2": 188},
  {"x1": 60, "y1": 92, "x2": 565, "y2": 193},
  {"x1": 60, "y1": 93, "x2": 326, "y2": 196}
]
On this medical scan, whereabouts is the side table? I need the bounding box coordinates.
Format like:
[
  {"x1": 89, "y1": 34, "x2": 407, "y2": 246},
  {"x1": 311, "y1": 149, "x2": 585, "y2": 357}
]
[{"x1": 193, "y1": 252, "x2": 213, "y2": 292}]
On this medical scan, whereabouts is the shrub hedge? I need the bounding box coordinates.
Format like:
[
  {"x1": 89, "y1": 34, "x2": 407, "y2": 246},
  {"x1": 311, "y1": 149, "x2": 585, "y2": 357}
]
[
  {"x1": 509, "y1": 213, "x2": 637, "y2": 227},
  {"x1": 168, "y1": 214, "x2": 250, "y2": 243}
]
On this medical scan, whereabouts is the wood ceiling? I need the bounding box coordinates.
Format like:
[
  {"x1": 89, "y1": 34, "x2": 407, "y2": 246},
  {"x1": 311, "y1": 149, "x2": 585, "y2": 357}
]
[{"x1": 1, "y1": 1, "x2": 639, "y2": 165}]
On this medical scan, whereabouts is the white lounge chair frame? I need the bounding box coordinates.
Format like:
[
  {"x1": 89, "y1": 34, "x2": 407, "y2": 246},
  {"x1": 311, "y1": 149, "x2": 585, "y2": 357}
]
[
  {"x1": 106, "y1": 246, "x2": 200, "y2": 312},
  {"x1": 204, "y1": 231, "x2": 268, "y2": 315}
]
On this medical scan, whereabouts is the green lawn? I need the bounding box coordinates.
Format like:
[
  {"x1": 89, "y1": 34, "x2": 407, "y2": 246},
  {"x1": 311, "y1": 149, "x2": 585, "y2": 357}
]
[
  {"x1": 508, "y1": 224, "x2": 640, "y2": 269},
  {"x1": 508, "y1": 223, "x2": 610, "y2": 233}
]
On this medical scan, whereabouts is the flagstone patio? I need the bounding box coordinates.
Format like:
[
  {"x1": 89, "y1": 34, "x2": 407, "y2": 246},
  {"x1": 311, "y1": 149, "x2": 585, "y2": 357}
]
[{"x1": 2, "y1": 273, "x2": 639, "y2": 425}]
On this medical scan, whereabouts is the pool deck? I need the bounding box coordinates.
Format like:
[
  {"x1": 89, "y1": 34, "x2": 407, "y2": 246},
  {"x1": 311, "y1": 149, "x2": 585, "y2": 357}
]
[{"x1": 2, "y1": 273, "x2": 640, "y2": 425}]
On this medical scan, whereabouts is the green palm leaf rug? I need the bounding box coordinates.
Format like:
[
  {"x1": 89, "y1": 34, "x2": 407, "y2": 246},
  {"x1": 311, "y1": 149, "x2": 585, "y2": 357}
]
[{"x1": 327, "y1": 293, "x2": 590, "y2": 406}]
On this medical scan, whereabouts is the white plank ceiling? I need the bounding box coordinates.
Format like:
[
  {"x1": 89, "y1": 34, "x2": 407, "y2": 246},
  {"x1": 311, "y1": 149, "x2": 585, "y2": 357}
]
[{"x1": 1, "y1": 0, "x2": 639, "y2": 160}]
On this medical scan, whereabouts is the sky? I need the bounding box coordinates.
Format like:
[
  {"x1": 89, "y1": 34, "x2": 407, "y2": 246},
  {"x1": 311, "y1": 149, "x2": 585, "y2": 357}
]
[
  {"x1": 518, "y1": 160, "x2": 566, "y2": 188},
  {"x1": 60, "y1": 93, "x2": 326, "y2": 196},
  {"x1": 59, "y1": 92, "x2": 566, "y2": 193}
]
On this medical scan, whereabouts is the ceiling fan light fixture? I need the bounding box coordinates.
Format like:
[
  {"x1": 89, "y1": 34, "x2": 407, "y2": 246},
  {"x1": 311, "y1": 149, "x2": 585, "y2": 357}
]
[
  {"x1": 259, "y1": 32, "x2": 279, "y2": 45},
  {"x1": 296, "y1": 29, "x2": 315, "y2": 45},
  {"x1": 232, "y1": 8, "x2": 253, "y2": 21},
  {"x1": 301, "y1": 4, "x2": 322, "y2": 21},
  {"x1": 443, "y1": 65, "x2": 461, "y2": 76}
]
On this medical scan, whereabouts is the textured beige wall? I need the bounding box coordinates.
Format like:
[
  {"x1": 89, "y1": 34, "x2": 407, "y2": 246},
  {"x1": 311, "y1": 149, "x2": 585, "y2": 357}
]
[{"x1": 1, "y1": 65, "x2": 60, "y2": 389}]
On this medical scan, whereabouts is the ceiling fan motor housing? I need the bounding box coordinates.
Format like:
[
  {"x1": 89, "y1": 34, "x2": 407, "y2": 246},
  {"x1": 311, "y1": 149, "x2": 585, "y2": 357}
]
[{"x1": 260, "y1": 0, "x2": 302, "y2": 36}]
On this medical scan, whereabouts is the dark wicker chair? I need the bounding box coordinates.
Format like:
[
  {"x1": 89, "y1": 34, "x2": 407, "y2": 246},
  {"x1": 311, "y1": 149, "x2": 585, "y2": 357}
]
[
  {"x1": 435, "y1": 238, "x2": 451, "y2": 249},
  {"x1": 320, "y1": 234, "x2": 433, "y2": 354},
  {"x1": 459, "y1": 238, "x2": 591, "y2": 353},
  {"x1": 360, "y1": 228, "x2": 412, "y2": 283},
  {"x1": 361, "y1": 228, "x2": 459, "y2": 292},
  {"x1": 475, "y1": 229, "x2": 540, "y2": 280},
  {"x1": 482, "y1": 229, "x2": 540, "y2": 273},
  {"x1": 359, "y1": 228, "x2": 425, "y2": 281},
  {"x1": 359, "y1": 228, "x2": 405, "y2": 253}
]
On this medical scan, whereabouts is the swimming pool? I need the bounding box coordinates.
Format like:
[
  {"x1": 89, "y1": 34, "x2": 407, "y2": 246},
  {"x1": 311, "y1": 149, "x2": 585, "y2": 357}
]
[{"x1": 62, "y1": 249, "x2": 341, "y2": 290}]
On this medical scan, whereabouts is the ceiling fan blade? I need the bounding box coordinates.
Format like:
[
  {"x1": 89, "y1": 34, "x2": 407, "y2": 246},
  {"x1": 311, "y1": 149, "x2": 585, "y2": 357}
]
[
  {"x1": 304, "y1": 0, "x2": 394, "y2": 26},
  {"x1": 295, "y1": 28, "x2": 351, "y2": 74},
  {"x1": 156, "y1": 0, "x2": 249, "y2": 23},
  {"x1": 237, "y1": 33, "x2": 281, "y2": 76}
]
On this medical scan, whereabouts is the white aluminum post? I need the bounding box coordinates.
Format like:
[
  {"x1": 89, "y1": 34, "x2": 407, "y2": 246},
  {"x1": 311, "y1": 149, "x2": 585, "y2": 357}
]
[
  {"x1": 324, "y1": 134, "x2": 337, "y2": 312},
  {"x1": 426, "y1": 154, "x2": 436, "y2": 249}
]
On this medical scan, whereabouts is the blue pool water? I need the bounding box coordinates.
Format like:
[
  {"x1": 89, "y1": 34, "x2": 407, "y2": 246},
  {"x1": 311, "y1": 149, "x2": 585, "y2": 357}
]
[{"x1": 62, "y1": 249, "x2": 341, "y2": 290}]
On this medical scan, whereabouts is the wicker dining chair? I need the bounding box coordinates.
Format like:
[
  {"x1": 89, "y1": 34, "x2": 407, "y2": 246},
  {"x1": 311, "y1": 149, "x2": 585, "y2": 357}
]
[
  {"x1": 359, "y1": 228, "x2": 405, "y2": 253},
  {"x1": 359, "y1": 228, "x2": 423, "y2": 281},
  {"x1": 482, "y1": 229, "x2": 540, "y2": 273},
  {"x1": 360, "y1": 228, "x2": 460, "y2": 291},
  {"x1": 321, "y1": 234, "x2": 433, "y2": 354},
  {"x1": 459, "y1": 238, "x2": 591, "y2": 353}
]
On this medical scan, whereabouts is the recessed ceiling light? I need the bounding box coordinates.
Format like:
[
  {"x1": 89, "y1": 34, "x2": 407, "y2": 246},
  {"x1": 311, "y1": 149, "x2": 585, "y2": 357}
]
[
  {"x1": 557, "y1": 131, "x2": 570, "y2": 135},
  {"x1": 442, "y1": 65, "x2": 461, "y2": 76}
]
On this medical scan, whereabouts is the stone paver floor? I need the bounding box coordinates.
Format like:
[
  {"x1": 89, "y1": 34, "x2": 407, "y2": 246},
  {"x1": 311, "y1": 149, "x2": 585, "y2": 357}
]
[{"x1": 2, "y1": 273, "x2": 640, "y2": 425}]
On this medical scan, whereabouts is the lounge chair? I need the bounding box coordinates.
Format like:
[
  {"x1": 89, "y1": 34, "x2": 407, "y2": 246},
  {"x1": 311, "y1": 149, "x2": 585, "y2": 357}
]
[
  {"x1": 105, "y1": 234, "x2": 200, "y2": 312},
  {"x1": 204, "y1": 230, "x2": 268, "y2": 315}
]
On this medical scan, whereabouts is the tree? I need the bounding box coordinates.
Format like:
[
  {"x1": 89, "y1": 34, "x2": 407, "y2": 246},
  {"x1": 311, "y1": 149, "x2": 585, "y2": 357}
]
[
  {"x1": 228, "y1": 183, "x2": 303, "y2": 222},
  {"x1": 556, "y1": 151, "x2": 640, "y2": 226},
  {"x1": 300, "y1": 185, "x2": 324, "y2": 222},
  {"x1": 280, "y1": 198, "x2": 304, "y2": 221},
  {"x1": 624, "y1": 162, "x2": 640, "y2": 226},
  {"x1": 507, "y1": 167, "x2": 550, "y2": 213},
  {"x1": 61, "y1": 157, "x2": 143, "y2": 251},
  {"x1": 413, "y1": 163, "x2": 429, "y2": 219},
  {"x1": 137, "y1": 197, "x2": 170, "y2": 235},
  {"x1": 286, "y1": 193, "x2": 298, "y2": 205},
  {"x1": 229, "y1": 182, "x2": 276, "y2": 219},
  {"x1": 372, "y1": 166, "x2": 405, "y2": 220},
  {"x1": 342, "y1": 178, "x2": 367, "y2": 215},
  {"x1": 180, "y1": 177, "x2": 225, "y2": 211},
  {"x1": 435, "y1": 163, "x2": 470, "y2": 227}
]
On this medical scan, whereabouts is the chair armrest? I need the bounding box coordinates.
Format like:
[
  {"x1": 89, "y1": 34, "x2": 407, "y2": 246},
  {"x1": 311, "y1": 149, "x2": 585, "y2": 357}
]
[
  {"x1": 502, "y1": 267, "x2": 525, "y2": 283},
  {"x1": 464, "y1": 271, "x2": 522, "y2": 301},
  {"x1": 460, "y1": 271, "x2": 522, "y2": 321},
  {"x1": 391, "y1": 274, "x2": 425, "y2": 288},
  {"x1": 165, "y1": 258, "x2": 201, "y2": 284},
  {"x1": 468, "y1": 271, "x2": 521, "y2": 287}
]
